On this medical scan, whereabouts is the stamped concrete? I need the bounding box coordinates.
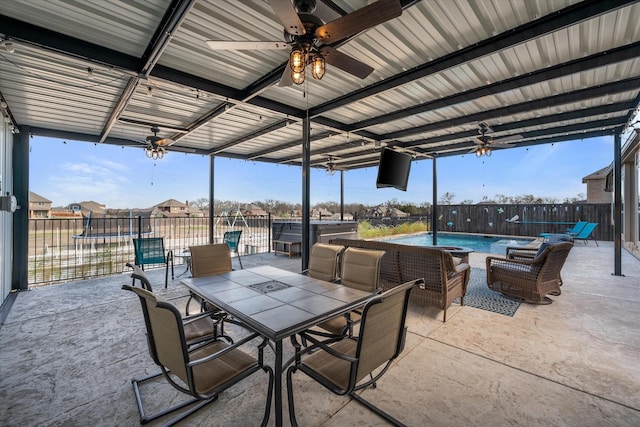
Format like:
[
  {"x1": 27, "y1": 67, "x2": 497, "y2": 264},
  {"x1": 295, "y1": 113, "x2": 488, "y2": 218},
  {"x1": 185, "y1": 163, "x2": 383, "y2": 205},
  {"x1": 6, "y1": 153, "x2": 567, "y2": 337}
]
[{"x1": 1, "y1": 243, "x2": 639, "y2": 426}]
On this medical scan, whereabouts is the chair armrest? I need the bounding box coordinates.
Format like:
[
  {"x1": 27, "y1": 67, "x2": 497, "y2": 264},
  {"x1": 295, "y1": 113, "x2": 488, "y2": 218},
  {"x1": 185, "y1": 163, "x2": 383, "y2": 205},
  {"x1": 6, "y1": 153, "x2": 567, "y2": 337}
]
[
  {"x1": 187, "y1": 331, "x2": 263, "y2": 366},
  {"x1": 506, "y1": 246, "x2": 537, "y2": 255},
  {"x1": 297, "y1": 331, "x2": 358, "y2": 363},
  {"x1": 454, "y1": 262, "x2": 470, "y2": 274},
  {"x1": 182, "y1": 309, "x2": 222, "y2": 324}
]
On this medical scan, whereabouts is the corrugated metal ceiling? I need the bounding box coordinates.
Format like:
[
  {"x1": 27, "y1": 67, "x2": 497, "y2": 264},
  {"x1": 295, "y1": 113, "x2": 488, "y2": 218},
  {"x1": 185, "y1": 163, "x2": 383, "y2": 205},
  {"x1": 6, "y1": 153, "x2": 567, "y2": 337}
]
[{"x1": 0, "y1": 0, "x2": 639, "y2": 172}]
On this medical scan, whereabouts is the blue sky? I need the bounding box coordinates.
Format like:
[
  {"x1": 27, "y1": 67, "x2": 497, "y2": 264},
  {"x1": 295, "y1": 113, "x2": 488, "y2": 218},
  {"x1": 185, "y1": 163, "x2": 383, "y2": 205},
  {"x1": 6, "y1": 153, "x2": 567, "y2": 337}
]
[{"x1": 28, "y1": 135, "x2": 613, "y2": 209}]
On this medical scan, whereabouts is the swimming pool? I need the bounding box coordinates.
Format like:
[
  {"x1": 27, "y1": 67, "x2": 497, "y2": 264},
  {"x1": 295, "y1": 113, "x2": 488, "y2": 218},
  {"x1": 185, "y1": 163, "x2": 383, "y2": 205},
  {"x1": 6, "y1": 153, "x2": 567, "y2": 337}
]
[{"x1": 383, "y1": 233, "x2": 535, "y2": 254}]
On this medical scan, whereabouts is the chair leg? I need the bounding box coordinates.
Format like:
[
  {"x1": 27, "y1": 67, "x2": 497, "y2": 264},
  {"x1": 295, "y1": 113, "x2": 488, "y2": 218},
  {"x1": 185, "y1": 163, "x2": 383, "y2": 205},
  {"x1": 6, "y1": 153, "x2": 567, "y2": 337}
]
[
  {"x1": 132, "y1": 371, "x2": 217, "y2": 426},
  {"x1": 349, "y1": 392, "x2": 407, "y2": 427},
  {"x1": 237, "y1": 250, "x2": 243, "y2": 269}
]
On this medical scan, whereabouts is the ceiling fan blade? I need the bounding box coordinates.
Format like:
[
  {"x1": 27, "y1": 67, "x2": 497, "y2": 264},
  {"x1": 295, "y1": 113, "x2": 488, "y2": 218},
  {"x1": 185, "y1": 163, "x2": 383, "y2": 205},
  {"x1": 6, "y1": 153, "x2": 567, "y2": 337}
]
[
  {"x1": 492, "y1": 134, "x2": 522, "y2": 144},
  {"x1": 206, "y1": 40, "x2": 289, "y2": 50},
  {"x1": 319, "y1": 46, "x2": 373, "y2": 79},
  {"x1": 268, "y1": 0, "x2": 305, "y2": 36},
  {"x1": 474, "y1": 137, "x2": 487, "y2": 145},
  {"x1": 167, "y1": 145, "x2": 197, "y2": 153},
  {"x1": 315, "y1": 0, "x2": 402, "y2": 43},
  {"x1": 278, "y1": 62, "x2": 294, "y2": 87}
]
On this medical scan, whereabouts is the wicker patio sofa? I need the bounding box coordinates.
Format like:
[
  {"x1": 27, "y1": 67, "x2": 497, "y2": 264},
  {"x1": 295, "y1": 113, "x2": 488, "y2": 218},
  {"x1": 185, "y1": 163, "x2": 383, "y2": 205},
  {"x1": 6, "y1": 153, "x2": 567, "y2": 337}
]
[{"x1": 329, "y1": 238, "x2": 470, "y2": 322}]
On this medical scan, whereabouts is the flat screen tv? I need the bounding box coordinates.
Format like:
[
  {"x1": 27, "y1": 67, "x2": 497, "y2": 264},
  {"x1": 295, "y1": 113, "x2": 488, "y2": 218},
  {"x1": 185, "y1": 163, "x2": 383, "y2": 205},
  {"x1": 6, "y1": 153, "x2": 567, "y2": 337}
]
[{"x1": 376, "y1": 147, "x2": 411, "y2": 191}]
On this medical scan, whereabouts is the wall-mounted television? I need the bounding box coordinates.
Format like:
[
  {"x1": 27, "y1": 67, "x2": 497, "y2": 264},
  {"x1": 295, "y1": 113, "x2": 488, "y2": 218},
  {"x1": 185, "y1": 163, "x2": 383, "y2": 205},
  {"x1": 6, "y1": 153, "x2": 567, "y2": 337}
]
[{"x1": 376, "y1": 147, "x2": 412, "y2": 191}]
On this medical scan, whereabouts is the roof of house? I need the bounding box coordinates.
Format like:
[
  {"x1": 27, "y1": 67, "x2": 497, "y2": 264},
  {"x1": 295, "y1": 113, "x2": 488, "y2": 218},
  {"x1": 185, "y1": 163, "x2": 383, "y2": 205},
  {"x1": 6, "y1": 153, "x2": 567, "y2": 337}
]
[
  {"x1": 70, "y1": 201, "x2": 106, "y2": 213},
  {"x1": 155, "y1": 199, "x2": 187, "y2": 208},
  {"x1": 582, "y1": 166, "x2": 610, "y2": 183},
  {"x1": 29, "y1": 191, "x2": 52, "y2": 203}
]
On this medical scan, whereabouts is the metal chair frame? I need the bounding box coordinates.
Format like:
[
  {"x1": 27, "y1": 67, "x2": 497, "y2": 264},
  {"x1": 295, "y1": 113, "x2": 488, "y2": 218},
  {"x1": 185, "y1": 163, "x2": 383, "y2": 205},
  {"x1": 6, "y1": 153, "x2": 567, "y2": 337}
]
[{"x1": 132, "y1": 237, "x2": 174, "y2": 288}]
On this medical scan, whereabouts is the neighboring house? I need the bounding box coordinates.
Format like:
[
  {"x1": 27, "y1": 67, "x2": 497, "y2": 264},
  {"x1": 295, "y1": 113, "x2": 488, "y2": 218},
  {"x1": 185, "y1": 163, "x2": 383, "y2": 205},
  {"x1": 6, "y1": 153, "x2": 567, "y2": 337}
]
[
  {"x1": 243, "y1": 204, "x2": 268, "y2": 216},
  {"x1": 365, "y1": 205, "x2": 409, "y2": 218},
  {"x1": 67, "y1": 200, "x2": 106, "y2": 215},
  {"x1": 188, "y1": 206, "x2": 204, "y2": 217},
  {"x1": 49, "y1": 206, "x2": 82, "y2": 219},
  {"x1": 155, "y1": 199, "x2": 189, "y2": 217},
  {"x1": 29, "y1": 191, "x2": 52, "y2": 218},
  {"x1": 311, "y1": 208, "x2": 333, "y2": 219},
  {"x1": 582, "y1": 166, "x2": 612, "y2": 203},
  {"x1": 329, "y1": 212, "x2": 354, "y2": 221}
]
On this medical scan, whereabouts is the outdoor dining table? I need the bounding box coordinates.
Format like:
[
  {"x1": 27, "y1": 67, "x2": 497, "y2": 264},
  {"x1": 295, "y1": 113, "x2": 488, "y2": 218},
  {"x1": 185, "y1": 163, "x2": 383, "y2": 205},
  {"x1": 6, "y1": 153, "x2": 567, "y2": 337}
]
[{"x1": 180, "y1": 265, "x2": 376, "y2": 427}]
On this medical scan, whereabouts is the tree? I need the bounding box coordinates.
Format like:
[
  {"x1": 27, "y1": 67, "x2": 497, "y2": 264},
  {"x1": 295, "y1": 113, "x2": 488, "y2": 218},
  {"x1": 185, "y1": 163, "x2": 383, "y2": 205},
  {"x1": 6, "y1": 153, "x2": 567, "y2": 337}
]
[
  {"x1": 439, "y1": 192, "x2": 455, "y2": 205},
  {"x1": 190, "y1": 198, "x2": 209, "y2": 210}
]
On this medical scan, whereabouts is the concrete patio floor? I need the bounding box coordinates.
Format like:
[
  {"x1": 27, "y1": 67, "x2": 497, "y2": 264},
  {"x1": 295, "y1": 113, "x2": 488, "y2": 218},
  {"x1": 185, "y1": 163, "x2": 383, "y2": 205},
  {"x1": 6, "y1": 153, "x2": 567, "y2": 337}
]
[{"x1": 1, "y1": 243, "x2": 640, "y2": 426}]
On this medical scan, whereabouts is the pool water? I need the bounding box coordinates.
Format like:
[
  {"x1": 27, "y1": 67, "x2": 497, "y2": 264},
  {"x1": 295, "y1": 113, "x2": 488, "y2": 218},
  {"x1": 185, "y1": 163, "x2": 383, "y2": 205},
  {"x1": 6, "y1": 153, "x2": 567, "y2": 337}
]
[{"x1": 384, "y1": 233, "x2": 535, "y2": 254}]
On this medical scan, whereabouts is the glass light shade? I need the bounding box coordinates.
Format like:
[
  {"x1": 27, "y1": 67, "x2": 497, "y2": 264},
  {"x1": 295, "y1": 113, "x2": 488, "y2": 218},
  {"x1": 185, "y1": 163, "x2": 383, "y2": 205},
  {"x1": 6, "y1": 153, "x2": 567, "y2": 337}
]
[
  {"x1": 291, "y1": 69, "x2": 305, "y2": 85},
  {"x1": 289, "y1": 48, "x2": 306, "y2": 73},
  {"x1": 485, "y1": 147, "x2": 492, "y2": 156},
  {"x1": 475, "y1": 148, "x2": 482, "y2": 157},
  {"x1": 311, "y1": 56, "x2": 325, "y2": 80}
]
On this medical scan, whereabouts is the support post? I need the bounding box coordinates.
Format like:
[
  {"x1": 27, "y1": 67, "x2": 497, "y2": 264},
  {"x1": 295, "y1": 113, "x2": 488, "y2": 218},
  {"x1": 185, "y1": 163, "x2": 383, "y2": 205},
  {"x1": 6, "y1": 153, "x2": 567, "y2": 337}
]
[
  {"x1": 340, "y1": 170, "x2": 344, "y2": 221},
  {"x1": 12, "y1": 126, "x2": 30, "y2": 291},
  {"x1": 431, "y1": 155, "x2": 438, "y2": 245},
  {"x1": 209, "y1": 155, "x2": 215, "y2": 244},
  {"x1": 613, "y1": 130, "x2": 622, "y2": 276},
  {"x1": 302, "y1": 115, "x2": 311, "y2": 270}
]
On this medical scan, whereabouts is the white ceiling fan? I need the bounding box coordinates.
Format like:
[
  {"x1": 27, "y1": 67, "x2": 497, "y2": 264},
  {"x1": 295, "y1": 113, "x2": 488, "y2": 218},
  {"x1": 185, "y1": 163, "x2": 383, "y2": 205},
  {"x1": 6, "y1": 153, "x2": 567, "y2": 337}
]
[{"x1": 205, "y1": 0, "x2": 402, "y2": 86}]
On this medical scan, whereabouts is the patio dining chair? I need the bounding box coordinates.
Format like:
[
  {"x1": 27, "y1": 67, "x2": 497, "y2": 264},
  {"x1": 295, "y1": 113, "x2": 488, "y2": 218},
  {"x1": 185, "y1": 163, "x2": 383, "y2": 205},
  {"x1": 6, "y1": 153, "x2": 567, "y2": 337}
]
[
  {"x1": 185, "y1": 244, "x2": 235, "y2": 340},
  {"x1": 132, "y1": 237, "x2": 174, "y2": 288},
  {"x1": 287, "y1": 279, "x2": 422, "y2": 427},
  {"x1": 123, "y1": 284, "x2": 273, "y2": 426},
  {"x1": 303, "y1": 243, "x2": 345, "y2": 282},
  {"x1": 223, "y1": 230, "x2": 243, "y2": 269},
  {"x1": 125, "y1": 263, "x2": 226, "y2": 346},
  {"x1": 314, "y1": 247, "x2": 385, "y2": 337}
]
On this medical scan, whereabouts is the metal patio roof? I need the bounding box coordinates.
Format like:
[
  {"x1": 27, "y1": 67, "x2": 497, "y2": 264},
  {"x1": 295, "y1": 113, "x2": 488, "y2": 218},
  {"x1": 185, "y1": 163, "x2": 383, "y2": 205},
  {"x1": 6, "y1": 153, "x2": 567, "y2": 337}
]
[{"x1": 1, "y1": 0, "x2": 639, "y2": 172}]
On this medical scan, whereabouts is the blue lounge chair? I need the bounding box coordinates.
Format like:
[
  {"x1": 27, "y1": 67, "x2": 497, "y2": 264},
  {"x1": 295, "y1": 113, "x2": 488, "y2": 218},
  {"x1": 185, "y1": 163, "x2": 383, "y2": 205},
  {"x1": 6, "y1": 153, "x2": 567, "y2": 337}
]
[
  {"x1": 540, "y1": 221, "x2": 588, "y2": 239},
  {"x1": 566, "y1": 221, "x2": 589, "y2": 235},
  {"x1": 572, "y1": 222, "x2": 598, "y2": 246}
]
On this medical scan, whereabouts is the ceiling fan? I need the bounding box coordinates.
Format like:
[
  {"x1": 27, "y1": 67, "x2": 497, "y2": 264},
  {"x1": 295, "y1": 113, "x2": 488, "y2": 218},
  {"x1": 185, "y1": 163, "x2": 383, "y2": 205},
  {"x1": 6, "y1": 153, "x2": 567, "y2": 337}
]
[
  {"x1": 469, "y1": 122, "x2": 521, "y2": 157},
  {"x1": 322, "y1": 155, "x2": 343, "y2": 175},
  {"x1": 119, "y1": 121, "x2": 196, "y2": 159},
  {"x1": 205, "y1": 0, "x2": 402, "y2": 86}
]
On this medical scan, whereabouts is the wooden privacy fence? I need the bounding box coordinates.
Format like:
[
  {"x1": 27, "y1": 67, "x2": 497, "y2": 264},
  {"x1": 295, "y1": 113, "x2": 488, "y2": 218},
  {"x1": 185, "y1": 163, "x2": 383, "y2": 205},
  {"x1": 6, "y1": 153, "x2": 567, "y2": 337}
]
[{"x1": 363, "y1": 203, "x2": 612, "y2": 242}]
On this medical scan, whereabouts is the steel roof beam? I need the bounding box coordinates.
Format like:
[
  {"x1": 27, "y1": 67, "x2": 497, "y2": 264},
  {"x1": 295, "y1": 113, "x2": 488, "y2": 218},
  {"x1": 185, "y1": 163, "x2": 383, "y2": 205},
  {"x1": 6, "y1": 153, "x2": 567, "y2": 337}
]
[
  {"x1": 350, "y1": 41, "x2": 640, "y2": 131},
  {"x1": 382, "y1": 78, "x2": 640, "y2": 140},
  {"x1": 99, "y1": 0, "x2": 204, "y2": 144},
  {"x1": 308, "y1": 0, "x2": 636, "y2": 117},
  {"x1": 207, "y1": 119, "x2": 294, "y2": 155}
]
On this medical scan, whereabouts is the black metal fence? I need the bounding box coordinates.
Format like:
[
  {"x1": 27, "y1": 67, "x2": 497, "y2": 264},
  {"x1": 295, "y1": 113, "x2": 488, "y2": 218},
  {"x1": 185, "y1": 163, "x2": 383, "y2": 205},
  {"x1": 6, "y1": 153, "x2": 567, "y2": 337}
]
[
  {"x1": 28, "y1": 203, "x2": 611, "y2": 286},
  {"x1": 28, "y1": 214, "x2": 273, "y2": 286}
]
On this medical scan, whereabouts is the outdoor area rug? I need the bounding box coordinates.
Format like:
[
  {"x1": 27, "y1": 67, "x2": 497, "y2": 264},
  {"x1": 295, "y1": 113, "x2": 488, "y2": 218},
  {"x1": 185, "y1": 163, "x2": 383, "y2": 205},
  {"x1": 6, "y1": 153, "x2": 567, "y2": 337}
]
[{"x1": 455, "y1": 267, "x2": 520, "y2": 317}]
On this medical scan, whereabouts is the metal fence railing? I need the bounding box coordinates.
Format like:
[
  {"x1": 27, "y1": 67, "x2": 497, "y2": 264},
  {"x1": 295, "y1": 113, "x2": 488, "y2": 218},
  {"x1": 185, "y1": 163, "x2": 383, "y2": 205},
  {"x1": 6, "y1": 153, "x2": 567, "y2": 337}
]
[
  {"x1": 27, "y1": 203, "x2": 611, "y2": 287},
  {"x1": 28, "y1": 214, "x2": 273, "y2": 287}
]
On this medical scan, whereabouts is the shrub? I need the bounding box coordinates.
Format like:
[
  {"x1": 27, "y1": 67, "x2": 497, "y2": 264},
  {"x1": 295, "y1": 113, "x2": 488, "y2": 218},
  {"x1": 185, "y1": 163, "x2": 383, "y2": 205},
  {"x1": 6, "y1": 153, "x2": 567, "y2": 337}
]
[{"x1": 358, "y1": 221, "x2": 428, "y2": 239}]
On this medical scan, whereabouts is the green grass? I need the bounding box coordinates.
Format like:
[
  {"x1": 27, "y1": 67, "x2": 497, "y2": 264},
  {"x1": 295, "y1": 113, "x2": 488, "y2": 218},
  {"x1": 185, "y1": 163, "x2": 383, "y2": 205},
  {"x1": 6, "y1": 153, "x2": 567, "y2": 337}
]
[{"x1": 358, "y1": 220, "x2": 429, "y2": 239}]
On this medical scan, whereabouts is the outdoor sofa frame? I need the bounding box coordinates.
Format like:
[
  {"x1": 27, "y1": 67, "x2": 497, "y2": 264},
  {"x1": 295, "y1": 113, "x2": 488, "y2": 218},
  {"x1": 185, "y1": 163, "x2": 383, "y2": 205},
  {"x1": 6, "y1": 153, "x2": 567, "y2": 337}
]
[{"x1": 329, "y1": 238, "x2": 470, "y2": 322}]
